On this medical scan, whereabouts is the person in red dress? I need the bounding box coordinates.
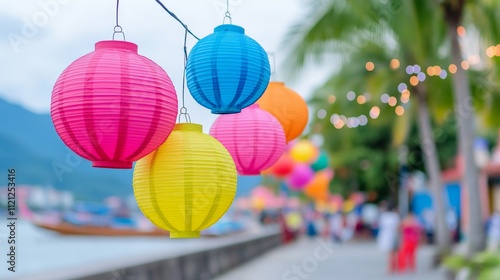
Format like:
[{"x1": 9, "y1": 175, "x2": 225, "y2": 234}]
[{"x1": 398, "y1": 212, "x2": 421, "y2": 272}]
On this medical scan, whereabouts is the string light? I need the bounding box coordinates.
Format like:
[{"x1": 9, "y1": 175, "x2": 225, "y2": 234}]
[
  {"x1": 334, "y1": 120, "x2": 345, "y2": 129},
  {"x1": 370, "y1": 106, "x2": 380, "y2": 119},
  {"x1": 398, "y1": 83, "x2": 408, "y2": 93},
  {"x1": 330, "y1": 114, "x2": 340, "y2": 125},
  {"x1": 401, "y1": 89, "x2": 411, "y2": 99},
  {"x1": 461, "y1": 61, "x2": 470, "y2": 70},
  {"x1": 359, "y1": 115, "x2": 368, "y2": 126},
  {"x1": 413, "y1": 65, "x2": 421, "y2": 73},
  {"x1": 406, "y1": 65, "x2": 414, "y2": 75},
  {"x1": 317, "y1": 109, "x2": 327, "y2": 120},
  {"x1": 328, "y1": 95, "x2": 336, "y2": 104},
  {"x1": 449, "y1": 64, "x2": 458, "y2": 74},
  {"x1": 417, "y1": 72, "x2": 426, "y2": 82},
  {"x1": 395, "y1": 106, "x2": 405, "y2": 116},
  {"x1": 388, "y1": 97, "x2": 397, "y2": 107},
  {"x1": 381, "y1": 93, "x2": 390, "y2": 103},
  {"x1": 366, "y1": 62, "x2": 375, "y2": 71},
  {"x1": 409, "y1": 76, "x2": 419, "y2": 86},
  {"x1": 439, "y1": 70, "x2": 448, "y2": 79},
  {"x1": 390, "y1": 59, "x2": 400, "y2": 69},
  {"x1": 427, "y1": 66, "x2": 436, "y2": 76},
  {"x1": 401, "y1": 96, "x2": 410, "y2": 104},
  {"x1": 357, "y1": 95, "x2": 367, "y2": 104},
  {"x1": 347, "y1": 91, "x2": 356, "y2": 101}
]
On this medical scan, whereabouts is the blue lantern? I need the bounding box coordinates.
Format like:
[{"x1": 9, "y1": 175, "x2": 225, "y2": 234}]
[{"x1": 186, "y1": 24, "x2": 271, "y2": 114}]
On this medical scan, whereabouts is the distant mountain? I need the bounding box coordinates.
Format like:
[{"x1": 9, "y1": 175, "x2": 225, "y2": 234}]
[{"x1": 0, "y1": 98, "x2": 259, "y2": 201}]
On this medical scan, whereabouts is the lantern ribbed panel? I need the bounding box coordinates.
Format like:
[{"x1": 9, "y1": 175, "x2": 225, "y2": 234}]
[
  {"x1": 186, "y1": 24, "x2": 271, "y2": 114},
  {"x1": 133, "y1": 124, "x2": 237, "y2": 239},
  {"x1": 51, "y1": 41, "x2": 178, "y2": 169},
  {"x1": 210, "y1": 105, "x2": 286, "y2": 175},
  {"x1": 257, "y1": 82, "x2": 309, "y2": 142}
]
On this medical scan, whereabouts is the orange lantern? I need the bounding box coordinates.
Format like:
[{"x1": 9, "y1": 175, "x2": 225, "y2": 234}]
[
  {"x1": 256, "y1": 82, "x2": 309, "y2": 142},
  {"x1": 304, "y1": 170, "x2": 331, "y2": 202}
]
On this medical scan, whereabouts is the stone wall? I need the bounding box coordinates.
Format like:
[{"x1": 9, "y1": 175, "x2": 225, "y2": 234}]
[{"x1": 74, "y1": 229, "x2": 281, "y2": 280}]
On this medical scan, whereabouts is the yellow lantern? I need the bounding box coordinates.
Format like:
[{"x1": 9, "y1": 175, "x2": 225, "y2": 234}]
[
  {"x1": 133, "y1": 123, "x2": 237, "y2": 238},
  {"x1": 290, "y1": 140, "x2": 318, "y2": 163}
]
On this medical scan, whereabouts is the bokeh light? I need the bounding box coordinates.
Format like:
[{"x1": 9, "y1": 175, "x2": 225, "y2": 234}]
[
  {"x1": 357, "y1": 95, "x2": 367, "y2": 104},
  {"x1": 317, "y1": 109, "x2": 327, "y2": 119},
  {"x1": 347, "y1": 91, "x2": 356, "y2": 101},
  {"x1": 381, "y1": 93, "x2": 390, "y2": 103},
  {"x1": 370, "y1": 106, "x2": 380, "y2": 119},
  {"x1": 328, "y1": 95, "x2": 336, "y2": 104},
  {"x1": 449, "y1": 64, "x2": 458, "y2": 74},
  {"x1": 388, "y1": 97, "x2": 397, "y2": 107},
  {"x1": 365, "y1": 62, "x2": 375, "y2": 71},
  {"x1": 390, "y1": 59, "x2": 400, "y2": 69},
  {"x1": 409, "y1": 76, "x2": 419, "y2": 86},
  {"x1": 461, "y1": 61, "x2": 470, "y2": 70},
  {"x1": 395, "y1": 106, "x2": 405, "y2": 116}
]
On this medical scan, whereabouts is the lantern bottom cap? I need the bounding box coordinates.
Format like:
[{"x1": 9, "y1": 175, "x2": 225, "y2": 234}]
[
  {"x1": 211, "y1": 107, "x2": 242, "y2": 114},
  {"x1": 92, "y1": 161, "x2": 133, "y2": 169},
  {"x1": 239, "y1": 171, "x2": 261, "y2": 176},
  {"x1": 170, "y1": 231, "x2": 201, "y2": 239}
]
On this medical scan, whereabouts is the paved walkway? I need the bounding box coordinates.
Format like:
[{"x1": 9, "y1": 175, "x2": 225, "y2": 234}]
[{"x1": 216, "y1": 238, "x2": 445, "y2": 280}]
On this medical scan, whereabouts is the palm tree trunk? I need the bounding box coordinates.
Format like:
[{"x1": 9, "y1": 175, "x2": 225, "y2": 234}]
[
  {"x1": 448, "y1": 22, "x2": 486, "y2": 255},
  {"x1": 415, "y1": 86, "x2": 451, "y2": 257}
]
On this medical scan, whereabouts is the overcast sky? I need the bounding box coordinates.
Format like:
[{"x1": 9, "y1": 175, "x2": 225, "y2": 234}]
[{"x1": 0, "y1": 0, "x2": 329, "y2": 131}]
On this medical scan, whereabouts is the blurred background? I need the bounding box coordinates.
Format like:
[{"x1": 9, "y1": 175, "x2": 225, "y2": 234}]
[{"x1": 1, "y1": 0, "x2": 500, "y2": 279}]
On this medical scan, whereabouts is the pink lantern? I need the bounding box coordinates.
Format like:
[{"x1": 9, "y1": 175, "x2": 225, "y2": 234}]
[
  {"x1": 210, "y1": 104, "x2": 286, "y2": 175},
  {"x1": 51, "y1": 41, "x2": 178, "y2": 169},
  {"x1": 287, "y1": 164, "x2": 315, "y2": 190}
]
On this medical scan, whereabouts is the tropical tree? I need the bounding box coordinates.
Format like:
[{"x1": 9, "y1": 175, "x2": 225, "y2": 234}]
[
  {"x1": 438, "y1": 0, "x2": 500, "y2": 255},
  {"x1": 284, "y1": 0, "x2": 454, "y2": 256}
]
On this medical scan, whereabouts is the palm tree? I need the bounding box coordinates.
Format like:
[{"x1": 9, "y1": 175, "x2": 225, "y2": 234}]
[
  {"x1": 438, "y1": 0, "x2": 500, "y2": 255},
  {"x1": 284, "y1": 0, "x2": 457, "y2": 256}
]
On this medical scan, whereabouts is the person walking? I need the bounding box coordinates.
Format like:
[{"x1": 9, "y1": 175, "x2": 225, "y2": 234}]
[
  {"x1": 487, "y1": 210, "x2": 500, "y2": 251},
  {"x1": 377, "y1": 203, "x2": 401, "y2": 274},
  {"x1": 398, "y1": 212, "x2": 421, "y2": 273}
]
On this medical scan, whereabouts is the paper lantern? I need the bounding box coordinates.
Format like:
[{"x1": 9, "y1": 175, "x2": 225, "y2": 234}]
[
  {"x1": 290, "y1": 140, "x2": 318, "y2": 163},
  {"x1": 304, "y1": 170, "x2": 332, "y2": 202},
  {"x1": 210, "y1": 104, "x2": 286, "y2": 175},
  {"x1": 287, "y1": 164, "x2": 314, "y2": 190},
  {"x1": 257, "y1": 82, "x2": 309, "y2": 142},
  {"x1": 270, "y1": 154, "x2": 296, "y2": 178},
  {"x1": 311, "y1": 151, "x2": 329, "y2": 171},
  {"x1": 186, "y1": 24, "x2": 271, "y2": 114},
  {"x1": 133, "y1": 124, "x2": 237, "y2": 238},
  {"x1": 51, "y1": 40, "x2": 178, "y2": 169}
]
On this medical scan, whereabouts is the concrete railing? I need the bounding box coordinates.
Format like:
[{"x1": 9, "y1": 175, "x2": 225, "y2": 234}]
[{"x1": 72, "y1": 227, "x2": 281, "y2": 280}]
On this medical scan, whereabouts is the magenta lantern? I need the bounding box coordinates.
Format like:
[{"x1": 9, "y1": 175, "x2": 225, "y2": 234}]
[
  {"x1": 210, "y1": 104, "x2": 286, "y2": 175},
  {"x1": 287, "y1": 164, "x2": 314, "y2": 190},
  {"x1": 51, "y1": 41, "x2": 178, "y2": 169}
]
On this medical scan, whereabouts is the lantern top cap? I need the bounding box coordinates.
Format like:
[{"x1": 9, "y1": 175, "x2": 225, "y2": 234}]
[
  {"x1": 95, "y1": 40, "x2": 138, "y2": 53},
  {"x1": 174, "y1": 123, "x2": 203, "y2": 132},
  {"x1": 214, "y1": 24, "x2": 245, "y2": 34}
]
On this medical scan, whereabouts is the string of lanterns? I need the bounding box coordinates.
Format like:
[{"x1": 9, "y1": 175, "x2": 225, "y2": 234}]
[{"x1": 49, "y1": 0, "x2": 309, "y2": 238}]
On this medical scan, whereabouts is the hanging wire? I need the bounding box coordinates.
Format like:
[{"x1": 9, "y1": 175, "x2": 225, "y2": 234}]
[
  {"x1": 178, "y1": 27, "x2": 192, "y2": 123},
  {"x1": 154, "y1": 0, "x2": 200, "y2": 40},
  {"x1": 268, "y1": 52, "x2": 277, "y2": 80},
  {"x1": 112, "y1": 0, "x2": 126, "y2": 40},
  {"x1": 223, "y1": 0, "x2": 232, "y2": 24}
]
